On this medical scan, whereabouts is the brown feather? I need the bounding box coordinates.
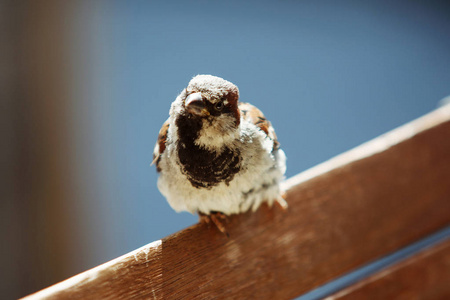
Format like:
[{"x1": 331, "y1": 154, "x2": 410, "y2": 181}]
[
  {"x1": 152, "y1": 119, "x2": 170, "y2": 172},
  {"x1": 239, "y1": 102, "x2": 280, "y2": 150}
]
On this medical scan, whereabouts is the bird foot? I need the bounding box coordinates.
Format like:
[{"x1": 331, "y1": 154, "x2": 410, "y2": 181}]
[
  {"x1": 275, "y1": 191, "x2": 288, "y2": 211},
  {"x1": 199, "y1": 211, "x2": 229, "y2": 237}
]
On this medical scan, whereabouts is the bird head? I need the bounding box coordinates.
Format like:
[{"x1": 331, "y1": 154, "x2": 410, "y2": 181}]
[
  {"x1": 173, "y1": 75, "x2": 241, "y2": 150},
  {"x1": 182, "y1": 75, "x2": 240, "y2": 126}
]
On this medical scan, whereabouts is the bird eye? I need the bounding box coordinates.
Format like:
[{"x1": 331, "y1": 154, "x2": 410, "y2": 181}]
[{"x1": 215, "y1": 101, "x2": 224, "y2": 111}]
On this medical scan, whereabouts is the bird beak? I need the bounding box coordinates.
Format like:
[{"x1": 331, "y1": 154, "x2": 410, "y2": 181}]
[{"x1": 185, "y1": 92, "x2": 209, "y2": 116}]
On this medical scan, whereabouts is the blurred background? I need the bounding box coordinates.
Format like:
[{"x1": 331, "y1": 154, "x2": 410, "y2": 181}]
[{"x1": 1, "y1": 0, "x2": 450, "y2": 298}]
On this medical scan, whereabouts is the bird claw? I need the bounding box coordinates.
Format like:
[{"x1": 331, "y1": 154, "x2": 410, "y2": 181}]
[
  {"x1": 275, "y1": 192, "x2": 288, "y2": 211},
  {"x1": 199, "y1": 211, "x2": 229, "y2": 237}
]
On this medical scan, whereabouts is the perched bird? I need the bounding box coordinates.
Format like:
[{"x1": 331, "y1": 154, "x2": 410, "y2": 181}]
[{"x1": 153, "y1": 75, "x2": 286, "y2": 234}]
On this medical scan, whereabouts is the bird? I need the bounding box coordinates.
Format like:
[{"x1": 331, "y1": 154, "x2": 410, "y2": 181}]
[{"x1": 152, "y1": 75, "x2": 287, "y2": 235}]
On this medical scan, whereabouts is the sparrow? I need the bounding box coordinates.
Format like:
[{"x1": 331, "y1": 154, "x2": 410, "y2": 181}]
[{"x1": 152, "y1": 75, "x2": 287, "y2": 234}]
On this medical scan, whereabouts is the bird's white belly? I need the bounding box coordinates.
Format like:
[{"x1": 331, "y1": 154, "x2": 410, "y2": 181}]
[{"x1": 157, "y1": 147, "x2": 286, "y2": 215}]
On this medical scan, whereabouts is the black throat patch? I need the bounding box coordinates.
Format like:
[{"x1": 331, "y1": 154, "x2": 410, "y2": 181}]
[{"x1": 175, "y1": 114, "x2": 241, "y2": 189}]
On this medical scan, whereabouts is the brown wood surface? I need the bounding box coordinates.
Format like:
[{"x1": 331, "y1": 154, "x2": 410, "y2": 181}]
[
  {"x1": 23, "y1": 105, "x2": 450, "y2": 300},
  {"x1": 326, "y1": 238, "x2": 450, "y2": 300}
]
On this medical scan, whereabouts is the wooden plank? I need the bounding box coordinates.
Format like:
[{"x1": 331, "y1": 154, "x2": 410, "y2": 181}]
[
  {"x1": 326, "y1": 238, "x2": 450, "y2": 300},
  {"x1": 22, "y1": 104, "x2": 450, "y2": 300}
]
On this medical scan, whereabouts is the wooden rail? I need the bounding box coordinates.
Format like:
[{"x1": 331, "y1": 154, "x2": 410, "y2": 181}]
[
  {"x1": 326, "y1": 238, "x2": 450, "y2": 299},
  {"x1": 23, "y1": 104, "x2": 450, "y2": 299}
]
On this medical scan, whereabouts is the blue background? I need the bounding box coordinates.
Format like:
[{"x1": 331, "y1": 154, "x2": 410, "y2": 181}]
[{"x1": 71, "y1": 0, "x2": 450, "y2": 275}]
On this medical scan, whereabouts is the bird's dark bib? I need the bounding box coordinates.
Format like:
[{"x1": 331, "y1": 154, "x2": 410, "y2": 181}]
[{"x1": 176, "y1": 114, "x2": 241, "y2": 189}]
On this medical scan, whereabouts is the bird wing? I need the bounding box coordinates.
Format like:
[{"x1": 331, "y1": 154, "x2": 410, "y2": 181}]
[
  {"x1": 238, "y1": 102, "x2": 280, "y2": 150},
  {"x1": 152, "y1": 118, "x2": 170, "y2": 172}
]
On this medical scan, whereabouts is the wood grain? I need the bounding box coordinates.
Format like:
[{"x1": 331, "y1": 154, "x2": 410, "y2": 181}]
[
  {"x1": 22, "y1": 104, "x2": 450, "y2": 299},
  {"x1": 326, "y1": 238, "x2": 450, "y2": 300}
]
